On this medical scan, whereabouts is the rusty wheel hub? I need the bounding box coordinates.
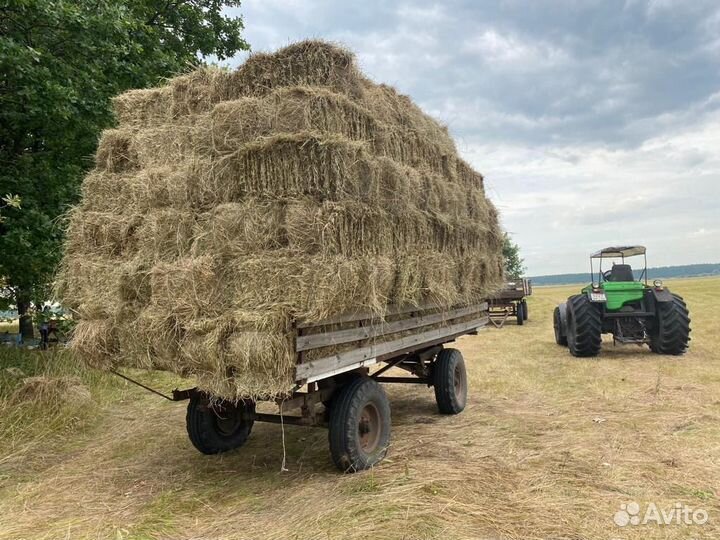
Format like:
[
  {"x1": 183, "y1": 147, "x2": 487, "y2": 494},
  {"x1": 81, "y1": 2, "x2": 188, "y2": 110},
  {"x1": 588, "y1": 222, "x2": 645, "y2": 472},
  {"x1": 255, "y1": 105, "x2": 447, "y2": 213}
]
[{"x1": 358, "y1": 402, "x2": 382, "y2": 453}]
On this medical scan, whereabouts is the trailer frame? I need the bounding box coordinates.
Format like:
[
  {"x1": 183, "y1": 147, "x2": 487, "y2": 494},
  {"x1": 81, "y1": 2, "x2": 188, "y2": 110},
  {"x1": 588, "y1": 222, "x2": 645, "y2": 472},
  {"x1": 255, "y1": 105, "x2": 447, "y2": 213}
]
[{"x1": 158, "y1": 302, "x2": 489, "y2": 471}]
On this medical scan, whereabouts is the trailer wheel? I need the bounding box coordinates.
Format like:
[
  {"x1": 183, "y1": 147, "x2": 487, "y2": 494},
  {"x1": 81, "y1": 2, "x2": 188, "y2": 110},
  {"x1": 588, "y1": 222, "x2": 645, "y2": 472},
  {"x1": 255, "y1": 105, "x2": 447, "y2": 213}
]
[
  {"x1": 186, "y1": 393, "x2": 254, "y2": 455},
  {"x1": 328, "y1": 377, "x2": 391, "y2": 472},
  {"x1": 522, "y1": 299, "x2": 529, "y2": 321},
  {"x1": 516, "y1": 302, "x2": 525, "y2": 325},
  {"x1": 554, "y1": 306, "x2": 568, "y2": 346},
  {"x1": 433, "y1": 348, "x2": 467, "y2": 414}
]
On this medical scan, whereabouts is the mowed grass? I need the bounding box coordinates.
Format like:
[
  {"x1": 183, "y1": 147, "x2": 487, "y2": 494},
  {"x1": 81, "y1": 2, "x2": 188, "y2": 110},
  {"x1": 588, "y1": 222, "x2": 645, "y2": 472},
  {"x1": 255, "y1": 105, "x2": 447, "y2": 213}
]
[{"x1": 0, "y1": 277, "x2": 718, "y2": 539}]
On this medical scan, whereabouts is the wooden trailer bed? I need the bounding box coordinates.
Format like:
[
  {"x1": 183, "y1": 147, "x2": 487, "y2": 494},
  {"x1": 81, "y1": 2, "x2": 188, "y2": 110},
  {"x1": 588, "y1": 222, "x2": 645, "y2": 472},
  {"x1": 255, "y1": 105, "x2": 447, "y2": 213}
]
[{"x1": 122, "y1": 302, "x2": 489, "y2": 472}]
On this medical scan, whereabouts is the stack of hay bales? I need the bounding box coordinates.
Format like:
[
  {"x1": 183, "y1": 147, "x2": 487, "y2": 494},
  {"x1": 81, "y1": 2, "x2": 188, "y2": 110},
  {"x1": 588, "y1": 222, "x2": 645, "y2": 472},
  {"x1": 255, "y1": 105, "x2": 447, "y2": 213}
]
[{"x1": 57, "y1": 41, "x2": 504, "y2": 399}]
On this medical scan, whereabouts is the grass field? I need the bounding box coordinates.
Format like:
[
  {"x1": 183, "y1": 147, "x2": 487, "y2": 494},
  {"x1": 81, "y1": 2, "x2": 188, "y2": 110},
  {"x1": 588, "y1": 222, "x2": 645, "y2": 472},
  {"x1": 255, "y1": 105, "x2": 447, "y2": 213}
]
[{"x1": 0, "y1": 278, "x2": 718, "y2": 539}]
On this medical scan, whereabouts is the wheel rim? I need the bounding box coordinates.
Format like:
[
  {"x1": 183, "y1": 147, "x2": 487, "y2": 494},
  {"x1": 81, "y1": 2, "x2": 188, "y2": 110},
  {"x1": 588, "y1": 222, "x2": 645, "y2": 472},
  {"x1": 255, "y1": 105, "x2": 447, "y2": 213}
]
[
  {"x1": 358, "y1": 402, "x2": 382, "y2": 453},
  {"x1": 454, "y1": 363, "x2": 467, "y2": 404}
]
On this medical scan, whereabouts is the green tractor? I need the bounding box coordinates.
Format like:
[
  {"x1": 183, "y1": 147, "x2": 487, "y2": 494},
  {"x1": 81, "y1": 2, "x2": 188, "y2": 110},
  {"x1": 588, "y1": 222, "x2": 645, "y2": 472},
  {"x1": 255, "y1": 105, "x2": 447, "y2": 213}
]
[{"x1": 554, "y1": 246, "x2": 690, "y2": 357}]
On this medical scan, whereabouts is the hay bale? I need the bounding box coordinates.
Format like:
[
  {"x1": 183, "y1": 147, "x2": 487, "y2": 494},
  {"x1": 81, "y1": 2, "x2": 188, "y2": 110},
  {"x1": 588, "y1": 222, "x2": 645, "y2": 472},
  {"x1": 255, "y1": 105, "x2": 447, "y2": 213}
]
[
  {"x1": 95, "y1": 129, "x2": 138, "y2": 172},
  {"x1": 112, "y1": 86, "x2": 173, "y2": 127},
  {"x1": 58, "y1": 40, "x2": 504, "y2": 400},
  {"x1": 129, "y1": 123, "x2": 208, "y2": 169},
  {"x1": 70, "y1": 319, "x2": 119, "y2": 369},
  {"x1": 209, "y1": 87, "x2": 379, "y2": 154},
  {"x1": 80, "y1": 167, "x2": 193, "y2": 213},
  {"x1": 56, "y1": 256, "x2": 124, "y2": 319},
  {"x1": 208, "y1": 86, "x2": 457, "y2": 177},
  {"x1": 208, "y1": 97, "x2": 275, "y2": 153},
  {"x1": 181, "y1": 310, "x2": 295, "y2": 398},
  {"x1": 220, "y1": 40, "x2": 364, "y2": 100},
  {"x1": 285, "y1": 200, "x2": 465, "y2": 257},
  {"x1": 457, "y1": 158, "x2": 485, "y2": 189},
  {"x1": 65, "y1": 209, "x2": 142, "y2": 257},
  {"x1": 170, "y1": 66, "x2": 230, "y2": 117},
  {"x1": 192, "y1": 200, "x2": 287, "y2": 256},
  {"x1": 214, "y1": 133, "x2": 374, "y2": 201},
  {"x1": 135, "y1": 209, "x2": 196, "y2": 262}
]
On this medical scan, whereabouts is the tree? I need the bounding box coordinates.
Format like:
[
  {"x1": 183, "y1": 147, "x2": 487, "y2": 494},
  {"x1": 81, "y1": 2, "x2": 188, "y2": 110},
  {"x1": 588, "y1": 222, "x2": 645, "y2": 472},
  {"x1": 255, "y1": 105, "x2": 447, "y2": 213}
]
[
  {"x1": 502, "y1": 233, "x2": 525, "y2": 277},
  {"x1": 0, "y1": 0, "x2": 249, "y2": 338}
]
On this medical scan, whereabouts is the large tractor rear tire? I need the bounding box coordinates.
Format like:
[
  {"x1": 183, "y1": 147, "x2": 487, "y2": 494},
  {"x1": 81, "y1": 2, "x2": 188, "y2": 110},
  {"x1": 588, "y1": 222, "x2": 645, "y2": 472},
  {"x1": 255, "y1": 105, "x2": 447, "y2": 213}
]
[
  {"x1": 567, "y1": 294, "x2": 602, "y2": 357},
  {"x1": 650, "y1": 293, "x2": 690, "y2": 355}
]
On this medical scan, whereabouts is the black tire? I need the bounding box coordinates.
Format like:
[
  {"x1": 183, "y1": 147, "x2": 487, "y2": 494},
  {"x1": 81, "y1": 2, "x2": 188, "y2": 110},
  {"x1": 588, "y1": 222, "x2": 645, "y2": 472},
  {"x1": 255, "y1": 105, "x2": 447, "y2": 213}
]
[
  {"x1": 328, "y1": 377, "x2": 391, "y2": 472},
  {"x1": 516, "y1": 302, "x2": 525, "y2": 325},
  {"x1": 567, "y1": 294, "x2": 602, "y2": 357},
  {"x1": 650, "y1": 293, "x2": 691, "y2": 355},
  {"x1": 320, "y1": 371, "x2": 364, "y2": 411},
  {"x1": 553, "y1": 306, "x2": 568, "y2": 346},
  {"x1": 433, "y1": 348, "x2": 468, "y2": 414},
  {"x1": 186, "y1": 393, "x2": 254, "y2": 455},
  {"x1": 522, "y1": 299, "x2": 529, "y2": 321}
]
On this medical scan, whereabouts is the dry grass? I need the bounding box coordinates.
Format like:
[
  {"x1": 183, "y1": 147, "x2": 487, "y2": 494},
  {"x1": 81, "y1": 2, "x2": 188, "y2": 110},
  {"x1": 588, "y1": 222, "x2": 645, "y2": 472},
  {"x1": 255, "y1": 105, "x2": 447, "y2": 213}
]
[
  {"x1": 8, "y1": 375, "x2": 92, "y2": 406},
  {"x1": 0, "y1": 276, "x2": 717, "y2": 539}
]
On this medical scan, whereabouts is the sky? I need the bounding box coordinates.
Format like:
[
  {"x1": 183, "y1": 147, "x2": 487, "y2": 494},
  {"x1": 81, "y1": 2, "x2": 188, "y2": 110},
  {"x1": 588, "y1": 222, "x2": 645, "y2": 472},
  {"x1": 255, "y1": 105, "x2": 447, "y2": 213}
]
[{"x1": 222, "y1": 0, "x2": 720, "y2": 275}]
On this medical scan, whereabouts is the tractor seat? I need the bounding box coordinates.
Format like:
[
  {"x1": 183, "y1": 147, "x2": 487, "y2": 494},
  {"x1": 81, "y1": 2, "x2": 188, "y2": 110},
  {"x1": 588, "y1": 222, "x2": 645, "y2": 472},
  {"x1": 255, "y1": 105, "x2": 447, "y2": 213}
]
[{"x1": 609, "y1": 264, "x2": 634, "y2": 282}]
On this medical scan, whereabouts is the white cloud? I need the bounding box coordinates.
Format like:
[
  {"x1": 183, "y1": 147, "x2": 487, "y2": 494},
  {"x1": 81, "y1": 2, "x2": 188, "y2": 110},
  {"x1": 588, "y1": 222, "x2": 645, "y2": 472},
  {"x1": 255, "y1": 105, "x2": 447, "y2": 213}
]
[
  {"x1": 464, "y1": 109, "x2": 720, "y2": 273},
  {"x1": 339, "y1": 28, "x2": 446, "y2": 88},
  {"x1": 463, "y1": 30, "x2": 570, "y2": 71},
  {"x1": 396, "y1": 3, "x2": 448, "y2": 24}
]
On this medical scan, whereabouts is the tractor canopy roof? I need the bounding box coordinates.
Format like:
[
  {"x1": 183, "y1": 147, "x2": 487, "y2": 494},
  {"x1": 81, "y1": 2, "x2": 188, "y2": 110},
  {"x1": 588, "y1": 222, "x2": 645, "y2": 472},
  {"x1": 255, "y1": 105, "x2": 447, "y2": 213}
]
[{"x1": 591, "y1": 245, "x2": 646, "y2": 259}]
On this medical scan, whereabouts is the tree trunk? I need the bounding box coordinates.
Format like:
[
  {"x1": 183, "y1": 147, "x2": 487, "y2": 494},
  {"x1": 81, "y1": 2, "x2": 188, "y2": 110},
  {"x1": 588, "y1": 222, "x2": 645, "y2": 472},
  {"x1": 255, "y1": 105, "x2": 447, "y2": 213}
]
[{"x1": 17, "y1": 291, "x2": 34, "y2": 340}]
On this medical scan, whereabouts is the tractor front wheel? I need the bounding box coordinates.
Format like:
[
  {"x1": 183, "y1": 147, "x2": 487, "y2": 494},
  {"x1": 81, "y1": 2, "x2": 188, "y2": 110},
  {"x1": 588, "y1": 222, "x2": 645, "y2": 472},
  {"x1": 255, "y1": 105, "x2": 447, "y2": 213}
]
[
  {"x1": 650, "y1": 293, "x2": 690, "y2": 355},
  {"x1": 567, "y1": 295, "x2": 602, "y2": 357}
]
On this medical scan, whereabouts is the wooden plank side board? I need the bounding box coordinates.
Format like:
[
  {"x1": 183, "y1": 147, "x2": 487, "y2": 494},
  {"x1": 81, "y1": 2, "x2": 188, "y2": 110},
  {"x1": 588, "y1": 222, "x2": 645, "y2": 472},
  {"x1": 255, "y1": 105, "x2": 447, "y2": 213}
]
[
  {"x1": 294, "y1": 316, "x2": 488, "y2": 382},
  {"x1": 296, "y1": 301, "x2": 488, "y2": 330},
  {"x1": 295, "y1": 303, "x2": 432, "y2": 329},
  {"x1": 489, "y1": 290, "x2": 525, "y2": 301},
  {"x1": 296, "y1": 303, "x2": 488, "y2": 352}
]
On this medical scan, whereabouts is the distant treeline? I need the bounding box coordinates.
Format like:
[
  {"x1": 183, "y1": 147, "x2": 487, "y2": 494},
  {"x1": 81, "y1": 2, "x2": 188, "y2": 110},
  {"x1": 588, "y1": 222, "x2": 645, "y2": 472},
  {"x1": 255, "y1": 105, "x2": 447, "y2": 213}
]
[{"x1": 530, "y1": 263, "x2": 720, "y2": 286}]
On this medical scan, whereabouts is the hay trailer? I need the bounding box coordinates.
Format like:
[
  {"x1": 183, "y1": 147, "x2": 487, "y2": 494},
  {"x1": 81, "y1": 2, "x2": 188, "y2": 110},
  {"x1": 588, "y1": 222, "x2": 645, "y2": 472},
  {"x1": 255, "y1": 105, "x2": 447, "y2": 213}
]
[
  {"x1": 123, "y1": 303, "x2": 489, "y2": 472},
  {"x1": 487, "y1": 278, "x2": 532, "y2": 327}
]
